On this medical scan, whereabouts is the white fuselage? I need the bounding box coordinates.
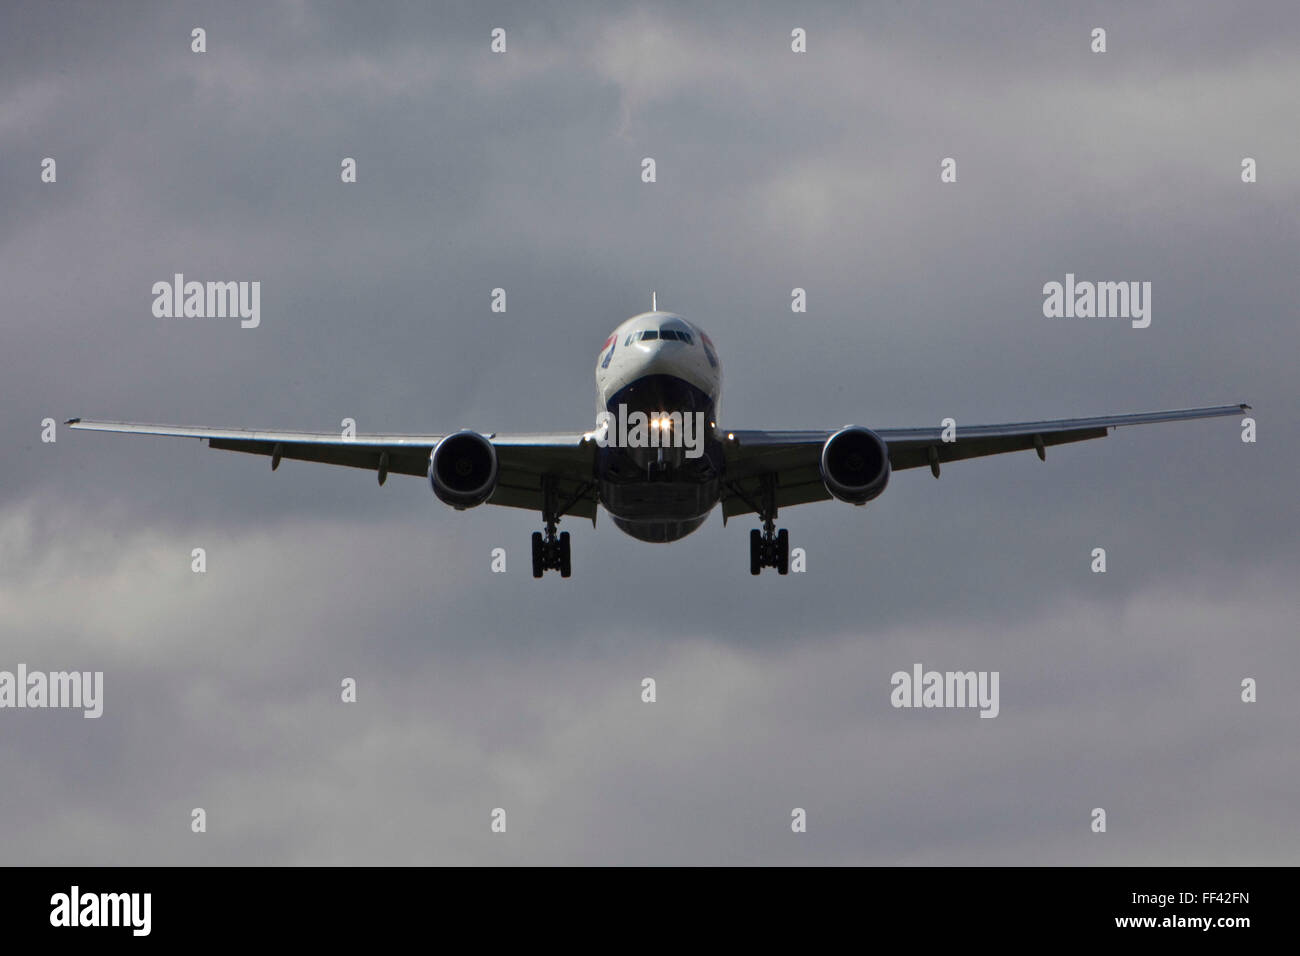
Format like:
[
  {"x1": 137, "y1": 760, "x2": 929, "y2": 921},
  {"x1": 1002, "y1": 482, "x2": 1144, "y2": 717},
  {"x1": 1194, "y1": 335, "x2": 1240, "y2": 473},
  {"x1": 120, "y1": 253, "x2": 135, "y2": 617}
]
[
  {"x1": 592, "y1": 311, "x2": 725, "y2": 542},
  {"x1": 595, "y1": 311, "x2": 721, "y2": 420}
]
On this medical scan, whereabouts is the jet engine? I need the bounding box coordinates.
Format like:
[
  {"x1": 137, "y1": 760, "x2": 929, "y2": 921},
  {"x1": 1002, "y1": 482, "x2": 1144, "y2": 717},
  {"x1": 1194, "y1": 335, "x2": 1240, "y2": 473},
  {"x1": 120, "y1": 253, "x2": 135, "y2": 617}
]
[
  {"x1": 820, "y1": 426, "x2": 890, "y2": 504},
  {"x1": 430, "y1": 430, "x2": 499, "y2": 509}
]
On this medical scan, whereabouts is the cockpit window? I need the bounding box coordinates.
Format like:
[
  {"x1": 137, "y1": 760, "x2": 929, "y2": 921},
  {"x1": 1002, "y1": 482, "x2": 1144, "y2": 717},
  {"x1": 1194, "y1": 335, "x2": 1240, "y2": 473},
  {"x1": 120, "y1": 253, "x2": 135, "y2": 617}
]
[{"x1": 628, "y1": 327, "x2": 694, "y2": 344}]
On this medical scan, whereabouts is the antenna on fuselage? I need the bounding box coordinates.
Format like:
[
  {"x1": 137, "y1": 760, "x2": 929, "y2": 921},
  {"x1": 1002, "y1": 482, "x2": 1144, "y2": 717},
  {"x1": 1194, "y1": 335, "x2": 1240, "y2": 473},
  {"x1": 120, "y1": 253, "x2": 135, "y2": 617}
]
[{"x1": 651, "y1": 290, "x2": 657, "y2": 312}]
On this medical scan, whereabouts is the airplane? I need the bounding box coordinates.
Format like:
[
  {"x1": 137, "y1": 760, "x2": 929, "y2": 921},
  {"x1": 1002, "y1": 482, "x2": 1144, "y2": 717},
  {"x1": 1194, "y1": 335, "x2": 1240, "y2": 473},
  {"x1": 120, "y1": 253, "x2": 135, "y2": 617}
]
[{"x1": 68, "y1": 296, "x2": 1249, "y2": 578}]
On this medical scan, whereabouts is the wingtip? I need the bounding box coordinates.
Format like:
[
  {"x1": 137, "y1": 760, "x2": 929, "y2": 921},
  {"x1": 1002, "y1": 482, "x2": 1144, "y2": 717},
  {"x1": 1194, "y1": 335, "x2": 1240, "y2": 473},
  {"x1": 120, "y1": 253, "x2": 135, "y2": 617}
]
[
  {"x1": 65, "y1": 417, "x2": 81, "y2": 425},
  {"x1": 1240, "y1": 403, "x2": 1252, "y2": 412}
]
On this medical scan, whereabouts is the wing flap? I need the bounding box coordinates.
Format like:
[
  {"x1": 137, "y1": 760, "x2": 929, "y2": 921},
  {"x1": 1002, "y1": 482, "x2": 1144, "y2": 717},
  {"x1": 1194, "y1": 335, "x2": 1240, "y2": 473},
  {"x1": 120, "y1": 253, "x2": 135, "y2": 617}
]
[
  {"x1": 720, "y1": 404, "x2": 1248, "y2": 517},
  {"x1": 206, "y1": 437, "x2": 431, "y2": 477},
  {"x1": 721, "y1": 467, "x2": 830, "y2": 519},
  {"x1": 490, "y1": 467, "x2": 598, "y2": 518},
  {"x1": 886, "y1": 426, "x2": 1107, "y2": 471},
  {"x1": 67, "y1": 418, "x2": 598, "y2": 517}
]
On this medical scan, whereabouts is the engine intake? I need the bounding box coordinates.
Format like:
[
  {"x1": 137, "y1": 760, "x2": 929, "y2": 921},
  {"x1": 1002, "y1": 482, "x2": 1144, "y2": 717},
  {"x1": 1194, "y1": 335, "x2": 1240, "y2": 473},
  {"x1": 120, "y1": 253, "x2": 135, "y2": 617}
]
[
  {"x1": 820, "y1": 426, "x2": 890, "y2": 504},
  {"x1": 430, "y1": 430, "x2": 499, "y2": 509}
]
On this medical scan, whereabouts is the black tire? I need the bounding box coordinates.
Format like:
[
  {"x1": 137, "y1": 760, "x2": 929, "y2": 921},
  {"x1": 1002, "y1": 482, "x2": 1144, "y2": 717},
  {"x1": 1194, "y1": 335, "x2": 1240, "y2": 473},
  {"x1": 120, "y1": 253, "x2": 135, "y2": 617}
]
[
  {"x1": 777, "y1": 528, "x2": 790, "y2": 575},
  {"x1": 531, "y1": 531, "x2": 544, "y2": 578},
  {"x1": 559, "y1": 531, "x2": 572, "y2": 578},
  {"x1": 750, "y1": 529, "x2": 762, "y2": 575}
]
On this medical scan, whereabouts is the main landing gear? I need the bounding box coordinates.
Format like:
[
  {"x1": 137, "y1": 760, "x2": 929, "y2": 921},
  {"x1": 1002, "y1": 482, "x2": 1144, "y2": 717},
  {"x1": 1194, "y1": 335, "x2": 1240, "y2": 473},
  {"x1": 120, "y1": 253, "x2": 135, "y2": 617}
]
[
  {"x1": 734, "y1": 474, "x2": 789, "y2": 575},
  {"x1": 750, "y1": 518, "x2": 789, "y2": 575},
  {"x1": 531, "y1": 475, "x2": 589, "y2": 578},
  {"x1": 532, "y1": 527, "x2": 571, "y2": 578}
]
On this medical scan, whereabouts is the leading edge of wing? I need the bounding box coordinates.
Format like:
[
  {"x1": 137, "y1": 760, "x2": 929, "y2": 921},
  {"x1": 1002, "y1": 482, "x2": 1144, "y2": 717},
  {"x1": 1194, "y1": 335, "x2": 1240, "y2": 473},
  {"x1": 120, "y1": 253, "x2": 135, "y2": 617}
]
[
  {"x1": 65, "y1": 418, "x2": 444, "y2": 446},
  {"x1": 876, "y1": 403, "x2": 1251, "y2": 443},
  {"x1": 727, "y1": 403, "x2": 1251, "y2": 448},
  {"x1": 65, "y1": 418, "x2": 590, "y2": 448}
]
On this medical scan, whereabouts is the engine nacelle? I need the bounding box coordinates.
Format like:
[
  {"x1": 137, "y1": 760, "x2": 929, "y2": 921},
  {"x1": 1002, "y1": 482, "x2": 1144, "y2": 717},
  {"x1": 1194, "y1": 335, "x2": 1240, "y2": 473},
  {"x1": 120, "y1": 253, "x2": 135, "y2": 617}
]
[
  {"x1": 820, "y1": 426, "x2": 890, "y2": 504},
  {"x1": 430, "y1": 430, "x2": 499, "y2": 509}
]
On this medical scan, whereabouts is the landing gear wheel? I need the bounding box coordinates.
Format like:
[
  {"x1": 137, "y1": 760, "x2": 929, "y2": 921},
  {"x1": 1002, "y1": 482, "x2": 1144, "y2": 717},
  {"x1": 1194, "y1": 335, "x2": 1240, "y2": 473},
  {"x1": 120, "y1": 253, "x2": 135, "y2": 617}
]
[
  {"x1": 531, "y1": 476, "x2": 582, "y2": 578},
  {"x1": 742, "y1": 474, "x2": 790, "y2": 576},
  {"x1": 748, "y1": 520, "x2": 790, "y2": 574}
]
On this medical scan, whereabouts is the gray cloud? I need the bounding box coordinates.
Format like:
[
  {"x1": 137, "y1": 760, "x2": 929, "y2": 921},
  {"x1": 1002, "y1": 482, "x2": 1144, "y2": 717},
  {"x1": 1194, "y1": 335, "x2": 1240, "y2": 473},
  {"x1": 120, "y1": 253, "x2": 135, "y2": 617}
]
[{"x1": 1, "y1": 0, "x2": 1296, "y2": 863}]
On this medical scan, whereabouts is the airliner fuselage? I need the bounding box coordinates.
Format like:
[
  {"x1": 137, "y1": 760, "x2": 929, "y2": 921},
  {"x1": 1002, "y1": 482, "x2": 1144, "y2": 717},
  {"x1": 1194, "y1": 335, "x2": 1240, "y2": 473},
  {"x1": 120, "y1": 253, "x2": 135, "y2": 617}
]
[{"x1": 594, "y1": 310, "x2": 724, "y2": 542}]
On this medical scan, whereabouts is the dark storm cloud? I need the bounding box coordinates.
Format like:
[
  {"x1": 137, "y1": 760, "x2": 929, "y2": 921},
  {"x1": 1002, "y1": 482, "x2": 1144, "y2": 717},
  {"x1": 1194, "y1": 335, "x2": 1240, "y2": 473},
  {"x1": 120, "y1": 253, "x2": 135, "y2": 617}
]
[{"x1": 1, "y1": 0, "x2": 1296, "y2": 863}]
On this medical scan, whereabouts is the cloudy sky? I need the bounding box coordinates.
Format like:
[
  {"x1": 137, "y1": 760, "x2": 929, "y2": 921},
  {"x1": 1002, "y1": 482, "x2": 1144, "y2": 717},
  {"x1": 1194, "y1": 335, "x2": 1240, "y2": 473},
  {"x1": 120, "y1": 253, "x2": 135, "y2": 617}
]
[{"x1": 2, "y1": 0, "x2": 1296, "y2": 864}]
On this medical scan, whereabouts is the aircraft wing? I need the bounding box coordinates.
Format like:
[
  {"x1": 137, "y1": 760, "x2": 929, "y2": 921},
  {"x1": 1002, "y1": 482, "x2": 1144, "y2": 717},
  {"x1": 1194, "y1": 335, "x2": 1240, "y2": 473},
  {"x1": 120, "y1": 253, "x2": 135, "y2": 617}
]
[
  {"x1": 719, "y1": 404, "x2": 1250, "y2": 519},
  {"x1": 65, "y1": 419, "x2": 599, "y2": 520}
]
